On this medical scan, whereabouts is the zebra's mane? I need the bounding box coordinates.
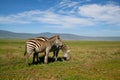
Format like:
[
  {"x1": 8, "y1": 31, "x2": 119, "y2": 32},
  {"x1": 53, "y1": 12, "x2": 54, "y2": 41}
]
[{"x1": 49, "y1": 35, "x2": 59, "y2": 40}]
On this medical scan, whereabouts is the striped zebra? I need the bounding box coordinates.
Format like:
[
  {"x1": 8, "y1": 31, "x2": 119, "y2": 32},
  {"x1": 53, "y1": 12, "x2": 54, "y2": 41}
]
[
  {"x1": 24, "y1": 35, "x2": 63, "y2": 65},
  {"x1": 33, "y1": 39, "x2": 71, "y2": 63},
  {"x1": 50, "y1": 42, "x2": 70, "y2": 61}
]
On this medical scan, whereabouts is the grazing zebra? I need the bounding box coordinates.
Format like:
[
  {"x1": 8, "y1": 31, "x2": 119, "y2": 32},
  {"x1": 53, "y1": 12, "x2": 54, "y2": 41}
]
[
  {"x1": 50, "y1": 42, "x2": 70, "y2": 61},
  {"x1": 24, "y1": 35, "x2": 63, "y2": 64},
  {"x1": 32, "y1": 37, "x2": 70, "y2": 63}
]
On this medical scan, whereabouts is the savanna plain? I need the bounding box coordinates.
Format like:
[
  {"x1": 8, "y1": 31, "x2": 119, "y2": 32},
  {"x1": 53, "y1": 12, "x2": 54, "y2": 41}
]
[{"x1": 0, "y1": 39, "x2": 120, "y2": 80}]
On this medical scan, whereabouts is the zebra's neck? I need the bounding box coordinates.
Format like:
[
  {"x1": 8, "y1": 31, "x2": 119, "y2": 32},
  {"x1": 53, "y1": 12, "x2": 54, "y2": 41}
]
[
  {"x1": 48, "y1": 36, "x2": 56, "y2": 46},
  {"x1": 61, "y1": 44, "x2": 68, "y2": 53}
]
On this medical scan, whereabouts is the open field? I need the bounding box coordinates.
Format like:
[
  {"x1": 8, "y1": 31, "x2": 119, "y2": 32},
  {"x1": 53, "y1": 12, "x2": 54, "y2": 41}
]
[{"x1": 0, "y1": 39, "x2": 120, "y2": 80}]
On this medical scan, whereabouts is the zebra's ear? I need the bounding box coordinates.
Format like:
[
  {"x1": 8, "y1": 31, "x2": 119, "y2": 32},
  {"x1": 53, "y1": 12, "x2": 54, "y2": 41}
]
[
  {"x1": 55, "y1": 35, "x2": 60, "y2": 39},
  {"x1": 56, "y1": 35, "x2": 59, "y2": 37}
]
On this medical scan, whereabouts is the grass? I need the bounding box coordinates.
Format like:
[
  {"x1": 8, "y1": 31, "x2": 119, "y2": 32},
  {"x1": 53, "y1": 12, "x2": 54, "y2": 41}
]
[{"x1": 0, "y1": 39, "x2": 120, "y2": 80}]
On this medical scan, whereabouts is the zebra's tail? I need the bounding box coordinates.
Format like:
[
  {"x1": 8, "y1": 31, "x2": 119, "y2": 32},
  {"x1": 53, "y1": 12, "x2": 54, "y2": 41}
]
[
  {"x1": 24, "y1": 44, "x2": 27, "y2": 56},
  {"x1": 24, "y1": 50, "x2": 27, "y2": 56}
]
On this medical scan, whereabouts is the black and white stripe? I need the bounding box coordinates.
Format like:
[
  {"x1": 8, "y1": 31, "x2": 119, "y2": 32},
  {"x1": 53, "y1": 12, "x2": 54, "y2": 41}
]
[
  {"x1": 24, "y1": 35, "x2": 63, "y2": 65},
  {"x1": 26, "y1": 38, "x2": 47, "y2": 52}
]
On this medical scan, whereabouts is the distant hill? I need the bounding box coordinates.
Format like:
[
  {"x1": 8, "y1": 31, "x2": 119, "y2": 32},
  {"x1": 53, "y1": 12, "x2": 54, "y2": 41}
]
[{"x1": 0, "y1": 30, "x2": 120, "y2": 41}]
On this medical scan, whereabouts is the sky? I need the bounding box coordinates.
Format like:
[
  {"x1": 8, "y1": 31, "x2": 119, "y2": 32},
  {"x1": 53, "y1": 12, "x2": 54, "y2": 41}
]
[{"x1": 0, "y1": 0, "x2": 120, "y2": 37}]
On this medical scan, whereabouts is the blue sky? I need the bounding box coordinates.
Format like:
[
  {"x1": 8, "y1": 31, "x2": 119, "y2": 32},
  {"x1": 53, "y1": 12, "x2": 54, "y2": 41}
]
[{"x1": 0, "y1": 0, "x2": 120, "y2": 36}]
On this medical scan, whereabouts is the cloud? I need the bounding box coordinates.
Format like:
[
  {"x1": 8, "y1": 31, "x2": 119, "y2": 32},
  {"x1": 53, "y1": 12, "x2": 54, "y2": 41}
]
[
  {"x1": 0, "y1": 9, "x2": 94, "y2": 28},
  {"x1": 0, "y1": 0, "x2": 120, "y2": 28},
  {"x1": 0, "y1": 10, "x2": 39, "y2": 24},
  {"x1": 48, "y1": 0, "x2": 79, "y2": 15},
  {"x1": 59, "y1": 0, "x2": 79, "y2": 8},
  {"x1": 78, "y1": 4, "x2": 120, "y2": 26}
]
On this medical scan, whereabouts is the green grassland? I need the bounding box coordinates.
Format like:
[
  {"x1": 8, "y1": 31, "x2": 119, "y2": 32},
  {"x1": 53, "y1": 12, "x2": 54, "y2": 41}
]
[{"x1": 0, "y1": 39, "x2": 120, "y2": 80}]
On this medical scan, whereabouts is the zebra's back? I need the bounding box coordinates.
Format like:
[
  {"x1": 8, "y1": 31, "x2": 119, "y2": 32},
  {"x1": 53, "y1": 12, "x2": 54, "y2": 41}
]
[{"x1": 26, "y1": 37, "x2": 48, "y2": 53}]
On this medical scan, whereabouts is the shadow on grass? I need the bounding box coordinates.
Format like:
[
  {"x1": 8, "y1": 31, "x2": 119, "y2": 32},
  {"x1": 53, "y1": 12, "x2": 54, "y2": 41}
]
[{"x1": 29, "y1": 55, "x2": 64, "y2": 66}]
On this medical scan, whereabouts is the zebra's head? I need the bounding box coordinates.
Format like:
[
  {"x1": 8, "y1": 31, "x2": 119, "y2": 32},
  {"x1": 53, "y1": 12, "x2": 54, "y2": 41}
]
[{"x1": 63, "y1": 49, "x2": 70, "y2": 61}]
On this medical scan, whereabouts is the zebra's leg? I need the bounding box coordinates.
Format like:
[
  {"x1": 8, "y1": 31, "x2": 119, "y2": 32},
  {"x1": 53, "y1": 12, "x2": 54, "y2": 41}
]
[
  {"x1": 55, "y1": 50, "x2": 59, "y2": 61},
  {"x1": 32, "y1": 52, "x2": 39, "y2": 63},
  {"x1": 33, "y1": 53, "x2": 36, "y2": 63},
  {"x1": 25, "y1": 53, "x2": 29, "y2": 65},
  {"x1": 25, "y1": 52, "x2": 31, "y2": 65},
  {"x1": 44, "y1": 49, "x2": 49, "y2": 64},
  {"x1": 25, "y1": 49, "x2": 33, "y2": 65},
  {"x1": 52, "y1": 51, "x2": 56, "y2": 58},
  {"x1": 36, "y1": 53, "x2": 39, "y2": 63}
]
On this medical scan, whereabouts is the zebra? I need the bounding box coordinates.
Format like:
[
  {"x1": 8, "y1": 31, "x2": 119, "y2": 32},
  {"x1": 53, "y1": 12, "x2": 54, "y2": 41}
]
[
  {"x1": 24, "y1": 35, "x2": 63, "y2": 65},
  {"x1": 33, "y1": 38, "x2": 71, "y2": 63},
  {"x1": 50, "y1": 41, "x2": 70, "y2": 61},
  {"x1": 30, "y1": 36, "x2": 70, "y2": 64}
]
